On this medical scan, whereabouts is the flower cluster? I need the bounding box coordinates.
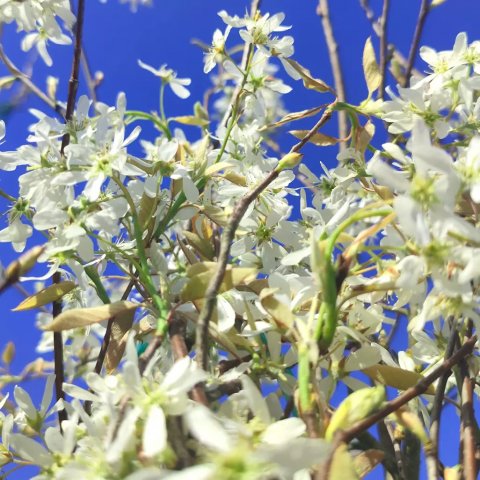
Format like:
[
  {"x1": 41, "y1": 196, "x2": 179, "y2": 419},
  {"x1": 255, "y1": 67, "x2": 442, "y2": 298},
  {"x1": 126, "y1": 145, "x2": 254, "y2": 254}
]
[{"x1": 0, "y1": 3, "x2": 479, "y2": 479}]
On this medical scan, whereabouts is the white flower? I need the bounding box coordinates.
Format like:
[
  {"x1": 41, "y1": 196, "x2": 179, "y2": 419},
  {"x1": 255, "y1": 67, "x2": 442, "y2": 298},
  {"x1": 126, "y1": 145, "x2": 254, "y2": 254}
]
[
  {"x1": 204, "y1": 26, "x2": 231, "y2": 74},
  {"x1": 138, "y1": 60, "x2": 191, "y2": 99}
]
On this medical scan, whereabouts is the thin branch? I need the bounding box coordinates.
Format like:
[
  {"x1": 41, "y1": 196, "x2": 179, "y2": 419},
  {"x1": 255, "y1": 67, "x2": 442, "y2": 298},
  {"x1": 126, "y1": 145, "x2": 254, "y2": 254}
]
[
  {"x1": 169, "y1": 314, "x2": 208, "y2": 406},
  {"x1": 378, "y1": 0, "x2": 390, "y2": 98},
  {"x1": 386, "y1": 421, "x2": 406, "y2": 480},
  {"x1": 340, "y1": 336, "x2": 477, "y2": 444},
  {"x1": 461, "y1": 372, "x2": 476, "y2": 480},
  {"x1": 195, "y1": 104, "x2": 334, "y2": 371},
  {"x1": 358, "y1": 0, "x2": 423, "y2": 80},
  {"x1": 0, "y1": 45, "x2": 64, "y2": 117},
  {"x1": 220, "y1": 0, "x2": 262, "y2": 127},
  {"x1": 52, "y1": 271, "x2": 67, "y2": 427},
  {"x1": 404, "y1": 0, "x2": 430, "y2": 86},
  {"x1": 316, "y1": 0, "x2": 347, "y2": 146},
  {"x1": 426, "y1": 320, "x2": 457, "y2": 480},
  {"x1": 54, "y1": 0, "x2": 86, "y2": 427},
  {"x1": 60, "y1": 0, "x2": 86, "y2": 155},
  {"x1": 318, "y1": 336, "x2": 477, "y2": 479}
]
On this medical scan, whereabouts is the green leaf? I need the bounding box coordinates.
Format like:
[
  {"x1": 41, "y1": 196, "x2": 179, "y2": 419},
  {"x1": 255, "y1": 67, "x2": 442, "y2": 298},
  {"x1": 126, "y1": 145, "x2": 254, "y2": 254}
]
[
  {"x1": 12, "y1": 281, "x2": 76, "y2": 312},
  {"x1": 362, "y1": 364, "x2": 435, "y2": 394},
  {"x1": 362, "y1": 37, "x2": 381, "y2": 95},
  {"x1": 41, "y1": 301, "x2": 139, "y2": 332}
]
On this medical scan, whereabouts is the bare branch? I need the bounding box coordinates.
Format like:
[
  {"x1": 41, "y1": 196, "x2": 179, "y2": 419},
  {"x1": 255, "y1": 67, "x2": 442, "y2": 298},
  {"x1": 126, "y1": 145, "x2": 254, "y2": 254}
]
[
  {"x1": 404, "y1": 0, "x2": 430, "y2": 86},
  {"x1": 341, "y1": 336, "x2": 477, "y2": 443},
  {"x1": 0, "y1": 45, "x2": 64, "y2": 117},
  {"x1": 427, "y1": 320, "x2": 457, "y2": 479},
  {"x1": 378, "y1": 0, "x2": 390, "y2": 98},
  {"x1": 358, "y1": 0, "x2": 423, "y2": 80},
  {"x1": 220, "y1": 0, "x2": 262, "y2": 127},
  {"x1": 316, "y1": 0, "x2": 347, "y2": 147},
  {"x1": 195, "y1": 104, "x2": 334, "y2": 371},
  {"x1": 54, "y1": 0, "x2": 87, "y2": 427}
]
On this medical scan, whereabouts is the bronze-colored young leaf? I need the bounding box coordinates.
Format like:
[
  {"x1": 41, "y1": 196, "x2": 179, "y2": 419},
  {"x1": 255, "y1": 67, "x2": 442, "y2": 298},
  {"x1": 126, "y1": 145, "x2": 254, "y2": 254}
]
[
  {"x1": 330, "y1": 443, "x2": 360, "y2": 480},
  {"x1": 171, "y1": 115, "x2": 209, "y2": 127},
  {"x1": 363, "y1": 37, "x2": 381, "y2": 95},
  {"x1": 260, "y1": 105, "x2": 325, "y2": 131},
  {"x1": 362, "y1": 364, "x2": 435, "y2": 394},
  {"x1": 393, "y1": 408, "x2": 429, "y2": 445},
  {"x1": 1, "y1": 246, "x2": 45, "y2": 294},
  {"x1": 41, "y1": 301, "x2": 139, "y2": 332},
  {"x1": 1, "y1": 341, "x2": 15, "y2": 366},
  {"x1": 290, "y1": 130, "x2": 339, "y2": 146},
  {"x1": 259, "y1": 288, "x2": 296, "y2": 330},
  {"x1": 12, "y1": 281, "x2": 76, "y2": 312},
  {"x1": 182, "y1": 231, "x2": 215, "y2": 260},
  {"x1": 353, "y1": 449, "x2": 384, "y2": 478},
  {"x1": 283, "y1": 58, "x2": 333, "y2": 93},
  {"x1": 355, "y1": 120, "x2": 375, "y2": 153},
  {"x1": 105, "y1": 309, "x2": 136, "y2": 373},
  {"x1": 180, "y1": 263, "x2": 257, "y2": 302}
]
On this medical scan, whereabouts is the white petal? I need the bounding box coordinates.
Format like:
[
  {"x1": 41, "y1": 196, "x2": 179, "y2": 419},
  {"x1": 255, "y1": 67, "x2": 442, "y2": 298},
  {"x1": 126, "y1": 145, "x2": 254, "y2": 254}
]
[
  {"x1": 261, "y1": 418, "x2": 306, "y2": 445},
  {"x1": 184, "y1": 405, "x2": 232, "y2": 452},
  {"x1": 9, "y1": 433, "x2": 52, "y2": 467},
  {"x1": 170, "y1": 81, "x2": 190, "y2": 99},
  {"x1": 142, "y1": 406, "x2": 167, "y2": 457}
]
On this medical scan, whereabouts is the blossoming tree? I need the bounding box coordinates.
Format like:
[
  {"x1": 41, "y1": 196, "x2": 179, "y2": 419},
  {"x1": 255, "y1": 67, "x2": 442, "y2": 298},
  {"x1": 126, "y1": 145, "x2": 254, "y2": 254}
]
[{"x1": 0, "y1": 0, "x2": 479, "y2": 479}]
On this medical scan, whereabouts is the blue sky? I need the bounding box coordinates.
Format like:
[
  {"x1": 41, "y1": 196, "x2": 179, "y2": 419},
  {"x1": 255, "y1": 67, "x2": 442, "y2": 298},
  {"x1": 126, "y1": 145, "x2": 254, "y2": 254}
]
[{"x1": 0, "y1": 1, "x2": 479, "y2": 478}]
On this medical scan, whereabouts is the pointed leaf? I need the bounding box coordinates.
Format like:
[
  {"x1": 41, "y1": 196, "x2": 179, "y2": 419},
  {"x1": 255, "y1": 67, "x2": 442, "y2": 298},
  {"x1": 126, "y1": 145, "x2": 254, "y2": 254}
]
[
  {"x1": 283, "y1": 58, "x2": 333, "y2": 93},
  {"x1": 105, "y1": 309, "x2": 136, "y2": 373},
  {"x1": 12, "y1": 281, "x2": 76, "y2": 312},
  {"x1": 181, "y1": 263, "x2": 256, "y2": 301},
  {"x1": 260, "y1": 105, "x2": 324, "y2": 131},
  {"x1": 171, "y1": 116, "x2": 209, "y2": 127},
  {"x1": 290, "y1": 130, "x2": 339, "y2": 146},
  {"x1": 353, "y1": 449, "x2": 384, "y2": 478},
  {"x1": 41, "y1": 301, "x2": 139, "y2": 332},
  {"x1": 363, "y1": 37, "x2": 381, "y2": 95},
  {"x1": 330, "y1": 443, "x2": 360, "y2": 480},
  {"x1": 260, "y1": 288, "x2": 296, "y2": 330},
  {"x1": 362, "y1": 364, "x2": 435, "y2": 394}
]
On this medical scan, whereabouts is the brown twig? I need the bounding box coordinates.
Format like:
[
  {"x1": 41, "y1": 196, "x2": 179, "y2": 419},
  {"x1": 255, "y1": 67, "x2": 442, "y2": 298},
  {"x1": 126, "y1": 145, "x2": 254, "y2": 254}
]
[
  {"x1": 378, "y1": 0, "x2": 390, "y2": 98},
  {"x1": 343, "y1": 336, "x2": 477, "y2": 443},
  {"x1": 220, "y1": 0, "x2": 262, "y2": 127},
  {"x1": 358, "y1": 0, "x2": 422, "y2": 80},
  {"x1": 53, "y1": 0, "x2": 86, "y2": 427},
  {"x1": 195, "y1": 104, "x2": 335, "y2": 371},
  {"x1": 426, "y1": 320, "x2": 457, "y2": 479},
  {"x1": 169, "y1": 314, "x2": 208, "y2": 406},
  {"x1": 318, "y1": 336, "x2": 477, "y2": 480},
  {"x1": 52, "y1": 271, "x2": 66, "y2": 427},
  {"x1": 404, "y1": 0, "x2": 430, "y2": 86},
  {"x1": 316, "y1": 0, "x2": 347, "y2": 147},
  {"x1": 60, "y1": 0, "x2": 86, "y2": 155},
  {"x1": 461, "y1": 372, "x2": 476, "y2": 480},
  {"x1": 0, "y1": 45, "x2": 64, "y2": 117}
]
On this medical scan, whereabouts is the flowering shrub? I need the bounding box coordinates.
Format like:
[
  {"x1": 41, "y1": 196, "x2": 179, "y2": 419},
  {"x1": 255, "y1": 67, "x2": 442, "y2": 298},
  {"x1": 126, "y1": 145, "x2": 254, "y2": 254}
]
[{"x1": 0, "y1": 1, "x2": 479, "y2": 479}]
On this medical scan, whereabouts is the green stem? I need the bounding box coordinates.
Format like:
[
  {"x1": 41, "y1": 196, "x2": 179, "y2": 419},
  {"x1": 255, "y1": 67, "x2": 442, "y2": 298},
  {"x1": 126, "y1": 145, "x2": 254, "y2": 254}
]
[{"x1": 315, "y1": 207, "x2": 393, "y2": 349}]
